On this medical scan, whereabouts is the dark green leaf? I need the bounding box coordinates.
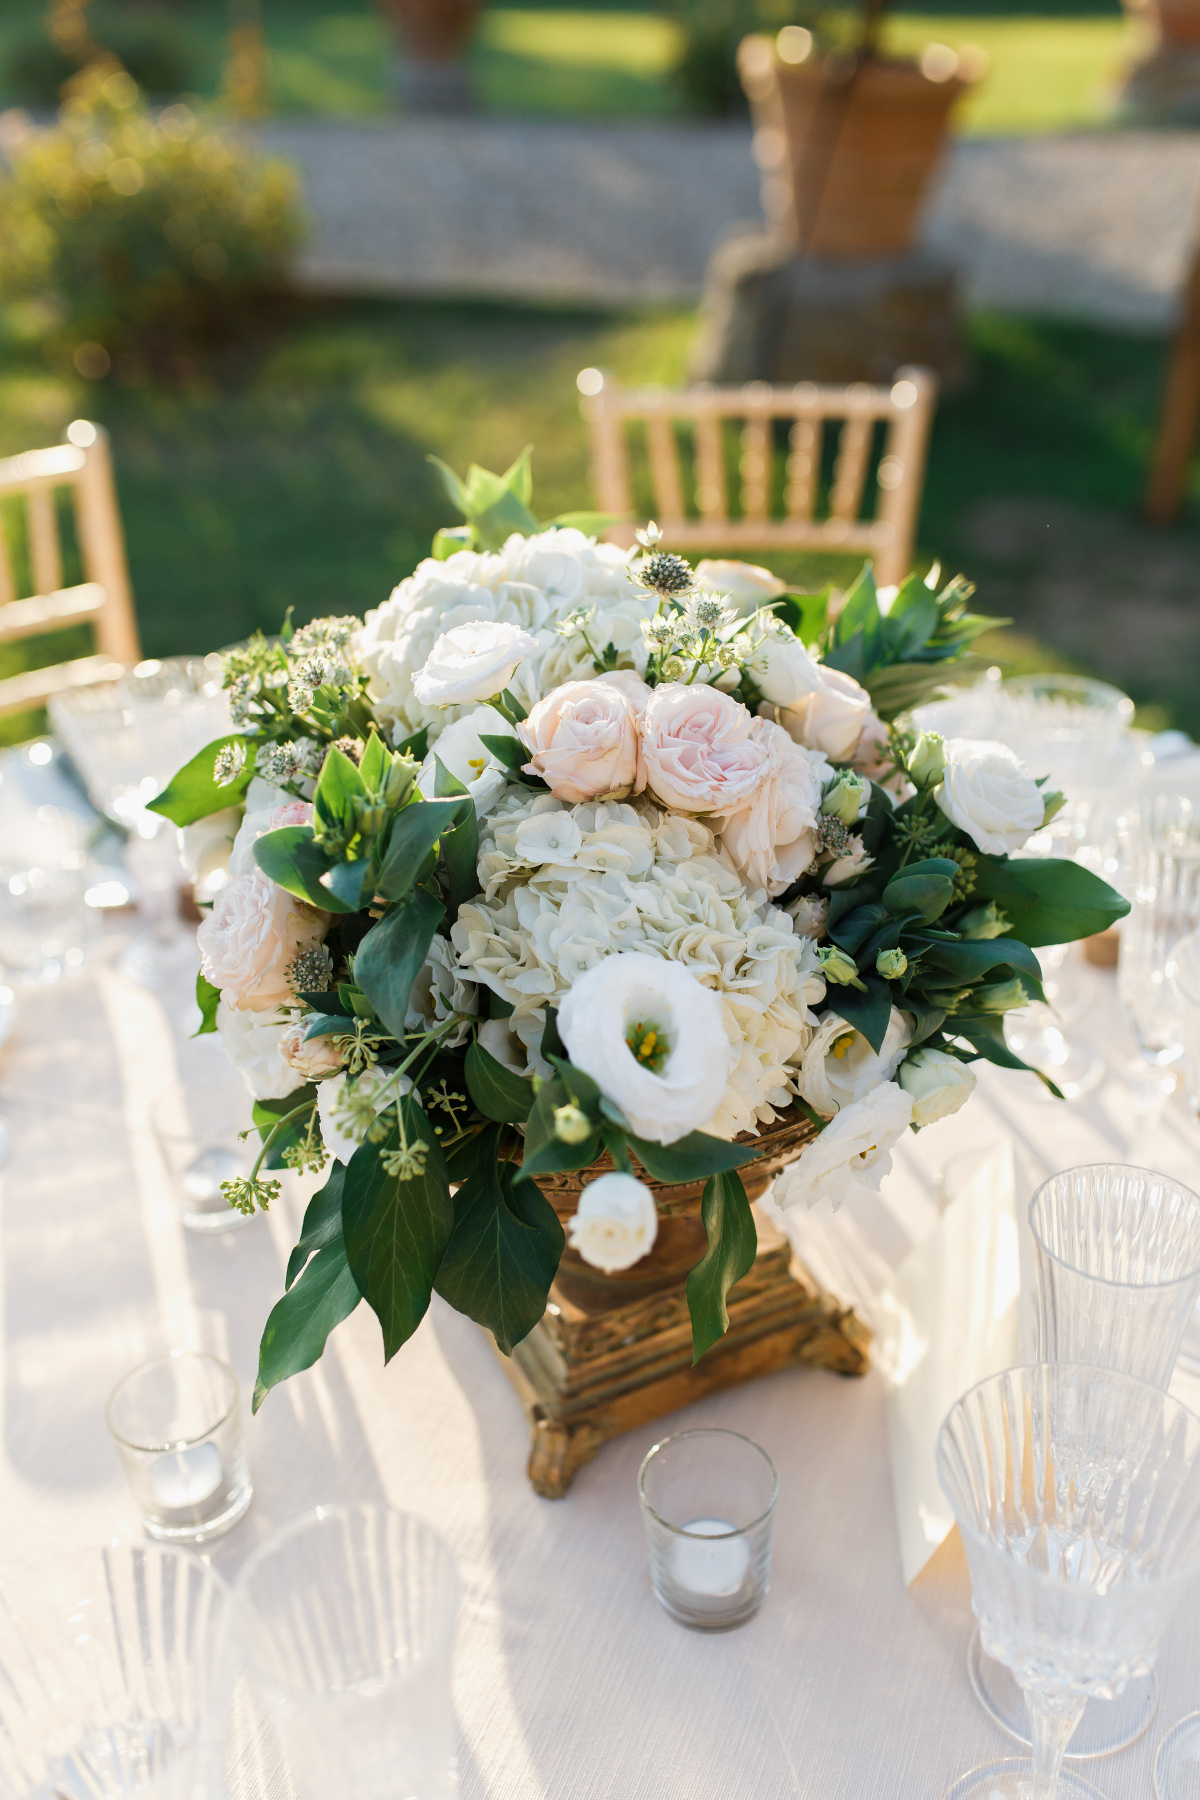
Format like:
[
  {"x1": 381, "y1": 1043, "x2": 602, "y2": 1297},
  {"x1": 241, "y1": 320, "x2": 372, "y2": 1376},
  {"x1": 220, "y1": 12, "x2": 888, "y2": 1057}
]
[
  {"x1": 433, "y1": 757, "x2": 481, "y2": 917},
  {"x1": 540, "y1": 1006, "x2": 566, "y2": 1061},
  {"x1": 354, "y1": 887, "x2": 445, "y2": 1041},
  {"x1": 286, "y1": 1164, "x2": 346, "y2": 1290},
  {"x1": 826, "y1": 883, "x2": 877, "y2": 935},
  {"x1": 253, "y1": 1238, "x2": 361, "y2": 1412},
  {"x1": 882, "y1": 858, "x2": 959, "y2": 923},
  {"x1": 828, "y1": 901, "x2": 890, "y2": 955},
  {"x1": 304, "y1": 1011, "x2": 353, "y2": 1041},
  {"x1": 824, "y1": 975, "x2": 893, "y2": 1053},
  {"x1": 919, "y1": 935, "x2": 1046, "y2": 1001},
  {"x1": 781, "y1": 585, "x2": 830, "y2": 647},
  {"x1": 498, "y1": 687, "x2": 529, "y2": 722},
  {"x1": 148, "y1": 734, "x2": 251, "y2": 826},
  {"x1": 252, "y1": 1084, "x2": 317, "y2": 1168},
  {"x1": 376, "y1": 798, "x2": 469, "y2": 904},
  {"x1": 970, "y1": 856, "x2": 1130, "y2": 949},
  {"x1": 629, "y1": 1131, "x2": 760, "y2": 1184},
  {"x1": 444, "y1": 1126, "x2": 496, "y2": 1186},
  {"x1": 253, "y1": 826, "x2": 355, "y2": 914},
  {"x1": 434, "y1": 1153, "x2": 564, "y2": 1355},
  {"x1": 395, "y1": 727, "x2": 429, "y2": 762},
  {"x1": 686, "y1": 1170, "x2": 757, "y2": 1364},
  {"x1": 465, "y1": 1038, "x2": 534, "y2": 1123},
  {"x1": 325, "y1": 858, "x2": 374, "y2": 911},
  {"x1": 478, "y1": 733, "x2": 529, "y2": 777},
  {"x1": 952, "y1": 1014, "x2": 1063, "y2": 1098},
  {"x1": 832, "y1": 562, "x2": 881, "y2": 651},
  {"x1": 341, "y1": 1098, "x2": 455, "y2": 1361},
  {"x1": 882, "y1": 577, "x2": 939, "y2": 660},
  {"x1": 193, "y1": 969, "x2": 220, "y2": 1037},
  {"x1": 546, "y1": 1053, "x2": 602, "y2": 1113},
  {"x1": 903, "y1": 997, "x2": 948, "y2": 1047}
]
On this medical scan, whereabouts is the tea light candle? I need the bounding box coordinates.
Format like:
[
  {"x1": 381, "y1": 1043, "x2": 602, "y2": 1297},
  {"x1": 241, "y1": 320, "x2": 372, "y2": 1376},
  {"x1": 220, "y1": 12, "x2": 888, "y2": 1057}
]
[
  {"x1": 670, "y1": 1518, "x2": 750, "y2": 1597},
  {"x1": 147, "y1": 1442, "x2": 224, "y2": 1511}
]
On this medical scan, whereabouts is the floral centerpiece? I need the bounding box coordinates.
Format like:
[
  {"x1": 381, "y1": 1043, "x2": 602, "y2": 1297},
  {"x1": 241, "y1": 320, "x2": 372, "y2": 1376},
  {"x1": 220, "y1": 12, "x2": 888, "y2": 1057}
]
[{"x1": 150, "y1": 452, "x2": 1129, "y2": 1409}]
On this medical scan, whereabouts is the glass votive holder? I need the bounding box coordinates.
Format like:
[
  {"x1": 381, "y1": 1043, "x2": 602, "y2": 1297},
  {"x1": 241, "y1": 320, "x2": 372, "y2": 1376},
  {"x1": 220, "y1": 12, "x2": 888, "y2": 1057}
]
[
  {"x1": 150, "y1": 1066, "x2": 255, "y2": 1233},
  {"x1": 107, "y1": 1350, "x2": 253, "y2": 1544},
  {"x1": 638, "y1": 1428, "x2": 777, "y2": 1631}
]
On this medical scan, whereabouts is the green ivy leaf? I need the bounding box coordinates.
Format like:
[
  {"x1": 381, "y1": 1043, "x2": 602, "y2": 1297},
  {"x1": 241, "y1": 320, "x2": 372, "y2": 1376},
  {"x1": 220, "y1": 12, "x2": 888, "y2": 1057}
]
[
  {"x1": 147, "y1": 734, "x2": 251, "y2": 826},
  {"x1": 253, "y1": 825, "x2": 356, "y2": 914},
  {"x1": 253, "y1": 1238, "x2": 361, "y2": 1412},
  {"x1": 628, "y1": 1131, "x2": 760, "y2": 1185},
  {"x1": 376, "y1": 798, "x2": 470, "y2": 904},
  {"x1": 434, "y1": 1148, "x2": 564, "y2": 1355},
  {"x1": 193, "y1": 969, "x2": 220, "y2": 1036},
  {"x1": 433, "y1": 757, "x2": 481, "y2": 918},
  {"x1": 285, "y1": 1164, "x2": 346, "y2": 1290},
  {"x1": 465, "y1": 1039, "x2": 534, "y2": 1123},
  {"x1": 341, "y1": 1099, "x2": 455, "y2": 1362},
  {"x1": 353, "y1": 886, "x2": 445, "y2": 1041},
  {"x1": 686, "y1": 1170, "x2": 758, "y2": 1364}
]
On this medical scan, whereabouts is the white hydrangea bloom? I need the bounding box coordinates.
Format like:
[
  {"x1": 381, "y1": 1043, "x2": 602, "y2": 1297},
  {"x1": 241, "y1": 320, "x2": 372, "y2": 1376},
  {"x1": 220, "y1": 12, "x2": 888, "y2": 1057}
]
[
  {"x1": 450, "y1": 791, "x2": 826, "y2": 1138},
  {"x1": 404, "y1": 933, "x2": 479, "y2": 1047}
]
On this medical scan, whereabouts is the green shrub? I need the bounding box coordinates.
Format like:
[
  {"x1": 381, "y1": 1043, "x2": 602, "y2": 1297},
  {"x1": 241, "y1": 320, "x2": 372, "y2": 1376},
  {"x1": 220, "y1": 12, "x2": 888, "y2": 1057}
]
[
  {"x1": 673, "y1": 0, "x2": 859, "y2": 114},
  {"x1": 5, "y1": 14, "x2": 195, "y2": 109},
  {"x1": 0, "y1": 66, "x2": 304, "y2": 367}
]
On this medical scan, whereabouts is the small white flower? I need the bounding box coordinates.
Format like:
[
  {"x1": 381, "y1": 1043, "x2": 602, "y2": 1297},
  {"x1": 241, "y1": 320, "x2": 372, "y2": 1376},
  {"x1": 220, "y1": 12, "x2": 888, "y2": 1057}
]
[
  {"x1": 567, "y1": 1171, "x2": 658, "y2": 1272},
  {"x1": 898, "y1": 1046, "x2": 977, "y2": 1126},
  {"x1": 558, "y1": 950, "x2": 734, "y2": 1144},
  {"x1": 775, "y1": 1082, "x2": 914, "y2": 1212},
  {"x1": 935, "y1": 738, "x2": 1046, "y2": 856},
  {"x1": 413, "y1": 620, "x2": 538, "y2": 707},
  {"x1": 798, "y1": 1007, "x2": 912, "y2": 1119},
  {"x1": 216, "y1": 999, "x2": 295, "y2": 1101}
]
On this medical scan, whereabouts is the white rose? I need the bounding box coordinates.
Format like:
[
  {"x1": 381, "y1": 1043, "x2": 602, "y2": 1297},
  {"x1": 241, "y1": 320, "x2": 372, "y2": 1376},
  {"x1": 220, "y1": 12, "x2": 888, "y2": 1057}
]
[
  {"x1": 317, "y1": 1067, "x2": 413, "y2": 1166},
  {"x1": 179, "y1": 806, "x2": 239, "y2": 903},
  {"x1": 197, "y1": 870, "x2": 328, "y2": 1012},
  {"x1": 780, "y1": 665, "x2": 873, "y2": 762},
  {"x1": 215, "y1": 998, "x2": 295, "y2": 1101},
  {"x1": 745, "y1": 617, "x2": 822, "y2": 708},
  {"x1": 567, "y1": 1171, "x2": 659, "y2": 1273},
  {"x1": 798, "y1": 1007, "x2": 912, "y2": 1119},
  {"x1": 775, "y1": 1082, "x2": 914, "y2": 1212},
  {"x1": 557, "y1": 950, "x2": 735, "y2": 1144},
  {"x1": 418, "y1": 704, "x2": 516, "y2": 815},
  {"x1": 412, "y1": 620, "x2": 539, "y2": 708},
  {"x1": 279, "y1": 1017, "x2": 346, "y2": 1081},
  {"x1": 898, "y1": 1046, "x2": 977, "y2": 1126},
  {"x1": 694, "y1": 558, "x2": 786, "y2": 617},
  {"x1": 934, "y1": 738, "x2": 1046, "y2": 856}
]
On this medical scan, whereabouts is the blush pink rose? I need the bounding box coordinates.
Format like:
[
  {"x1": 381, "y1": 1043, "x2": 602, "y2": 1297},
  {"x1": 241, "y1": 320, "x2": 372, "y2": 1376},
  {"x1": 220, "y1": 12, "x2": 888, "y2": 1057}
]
[
  {"x1": 851, "y1": 712, "x2": 912, "y2": 800},
  {"x1": 197, "y1": 870, "x2": 329, "y2": 1011},
  {"x1": 716, "y1": 719, "x2": 825, "y2": 895},
  {"x1": 519, "y1": 679, "x2": 647, "y2": 805},
  {"x1": 271, "y1": 799, "x2": 314, "y2": 831},
  {"x1": 640, "y1": 683, "x2": 765, "y2": 814},
  {"x1": 779, "y1": 665, "x2": 873, "y2": 762},
  {"x1": 593, "y1": 669, "x2": 653, "y2": 714},
  {"x1": 279, "y1": 1016, "x2": 345, "y2": 1079}
]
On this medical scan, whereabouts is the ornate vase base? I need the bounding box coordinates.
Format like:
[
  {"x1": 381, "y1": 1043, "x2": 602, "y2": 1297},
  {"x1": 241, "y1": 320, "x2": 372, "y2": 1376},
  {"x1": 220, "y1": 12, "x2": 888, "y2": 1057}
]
[{"x1": 494, "y1": 1207, "x2": 871, "y2": 1498}]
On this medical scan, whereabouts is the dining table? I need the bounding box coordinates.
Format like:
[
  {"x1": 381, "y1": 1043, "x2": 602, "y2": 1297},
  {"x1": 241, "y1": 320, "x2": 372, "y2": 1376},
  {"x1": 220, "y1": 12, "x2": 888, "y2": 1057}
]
[{"x1": 3, "y1": 840, "x2": 1200, "y2": 1799}]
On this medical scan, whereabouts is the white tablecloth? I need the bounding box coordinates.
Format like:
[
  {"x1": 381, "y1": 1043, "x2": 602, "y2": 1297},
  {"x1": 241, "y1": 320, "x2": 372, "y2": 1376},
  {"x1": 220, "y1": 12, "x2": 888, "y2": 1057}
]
[{"x1": 4, "y1": 936, "x2": 1200, "y2": 1799}]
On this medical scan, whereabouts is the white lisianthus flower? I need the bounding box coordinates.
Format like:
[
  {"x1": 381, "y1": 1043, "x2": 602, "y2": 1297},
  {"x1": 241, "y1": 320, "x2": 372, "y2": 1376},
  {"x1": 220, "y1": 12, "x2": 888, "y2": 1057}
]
[
  {"x1": 787, "y1": 894, "x2": 829, "y2": 940},
  {"x1": 779, "y1": 665, "x2": 873, "y2": 762},
  {"x1": 197, "y1": 871, "x2": 329, "y2": 1012},
  {"x1": 413, "y1": 620, "x2": 538, "y2": 708},
  {"x1": 797, "y1": 1007, "x2": 912, "y2": 1119},
  {"x1": 898, "y1": 1046, "x2": 977, "y2": 1126},
  {"x1": 744, "y1": 617, "x2": 822, "y2": 709},
  {"x1": 417, "y1": 705, "x2": 516, "y2": 815},
  {"x1": 215, "y1": 999, "x2": 295, "y2": 1101},
  {"x1": 775, "y1": 1082, "x2": 914, "y2": 1212},
  {"x1": 694, "y1": 558, "x2": 786, "y2": 617},
  {"x1": 279, "y1": 1017, "x2": 345, "y2": 1080},
  {"x1": 317, "y1": 1067, "x2": 413, "y2": 1166},
  {"x1": 934, "y1": 738, "x2": 1046, "y2": 856},
  {"x1": 558, "y1": 951, "x2": 734, "y2": 1144},
  {"x1": 179, "y1": 806, "x2": 239, "y2": 903},
  {"x1": 404, "y1": 934, "x2": 478, "y2": 1047},
  {"x1": 567, "y1": 1171, "x2": 659, "y2": 1272}
]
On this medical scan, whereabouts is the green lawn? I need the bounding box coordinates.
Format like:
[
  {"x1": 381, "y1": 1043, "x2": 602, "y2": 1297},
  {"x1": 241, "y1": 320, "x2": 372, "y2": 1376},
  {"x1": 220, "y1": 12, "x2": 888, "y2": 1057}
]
[
  {"x1": 0, "y1": 0, "x2": 1136, "y2": 131},
  {"x1": 1, "y1": 298, "x2": 1195, "y2": 744}
]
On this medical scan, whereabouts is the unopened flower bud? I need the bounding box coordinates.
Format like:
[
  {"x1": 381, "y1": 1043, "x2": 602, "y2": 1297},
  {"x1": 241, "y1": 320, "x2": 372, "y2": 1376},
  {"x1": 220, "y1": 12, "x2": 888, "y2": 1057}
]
[
  {"x1": 909, "y1": 730, "x2": 947, "y2": 787},
  {"x1": 1041, "y1": 789, "x2": 1067, "y2": 827},
  {"x1": 963, "y1": 976, "x2": 1027, "y2": 1014},
  {"x1": 553, "y1": 1102, "x2": 593, "y2": 1145},
  {"x1": 876, "y1": 948, "x2": 907, "y2": 979},
  {"x1": 817, "y1": 945, "x2": 866, "y2": 990},
  {"x1": 958, "y1": 901, "x2": 1010, "y2": 941},
  {"x1": 821, "y1": 770, "x2": 868, "y2": 826}
]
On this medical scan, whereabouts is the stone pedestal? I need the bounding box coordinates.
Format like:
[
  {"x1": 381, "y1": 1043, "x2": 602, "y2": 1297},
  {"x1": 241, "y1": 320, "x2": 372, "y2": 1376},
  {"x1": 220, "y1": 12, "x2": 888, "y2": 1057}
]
[{"x1": 690, "y1": 230, "x2": 967, "y2": 391}]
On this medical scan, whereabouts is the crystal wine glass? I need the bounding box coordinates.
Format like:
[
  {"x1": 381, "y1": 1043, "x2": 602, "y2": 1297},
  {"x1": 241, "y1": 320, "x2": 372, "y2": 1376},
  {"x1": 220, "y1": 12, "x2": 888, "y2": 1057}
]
[
  {"x1": 938, "y1": 1364, "x2": 1200, "y2": 1800},
  {"x1": 1118, "y1": 793, "x2": 1200, "y2": 1097}
]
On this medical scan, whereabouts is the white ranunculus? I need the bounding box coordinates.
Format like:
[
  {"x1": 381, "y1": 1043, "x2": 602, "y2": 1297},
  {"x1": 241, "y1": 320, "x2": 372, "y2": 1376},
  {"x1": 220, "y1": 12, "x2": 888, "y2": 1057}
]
[
  {"x1": 934, "y1": 737, "x2": 1046, "y2": 856},
  {"x1": 413, "y1": 620, "x2": 538, "y2": 708},
  {"x1": 179, "y1": 806, "x2": 239, "y2": 903},
  {"x1": 779, "y1": 665, "x2": 873, "y2": 762},
  {"x1": 694, "y1": 558, "x2": 786, "y2": 617},
  {"x1": 798, "y1": 1007, "x2": 912, "y2": 1119},
  {"x1": 317, "y1": 1067, "x2": 412, "y2": 1166},
  {"x1": 215, "y1": 999, "x2": 295, "y2": 1101},
  {"x1": 775, "y1": 1081, "x2": 914, "y2": 1212},
  {"x1": 418, "y1": 704, "x2": 516, "y2": 815},
  {"x1": 557, "y1": 950, "x2": 734, "y2": 1144},
  {"x1": 567, "y1": 1171, "x2": 659, "y2": 1272},
  {"x1": 898, "y1": 1046, "x2": 977, "y2": 1126},
  {"x1": 745, "y1": 617, "x2": 822, "y2": 708}
]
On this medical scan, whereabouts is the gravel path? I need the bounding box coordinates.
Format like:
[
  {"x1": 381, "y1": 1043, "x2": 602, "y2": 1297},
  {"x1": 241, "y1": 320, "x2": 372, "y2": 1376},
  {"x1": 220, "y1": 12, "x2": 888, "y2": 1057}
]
[{"x1": 258, "y1": 118, "x2": 1200, "y2": 331}]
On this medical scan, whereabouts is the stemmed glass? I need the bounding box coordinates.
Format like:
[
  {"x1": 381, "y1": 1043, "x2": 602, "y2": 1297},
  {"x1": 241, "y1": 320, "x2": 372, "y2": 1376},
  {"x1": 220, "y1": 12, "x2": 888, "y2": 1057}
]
[
  {"x1": 969, "y1": 1163, "x2": 1200, "y2": 1762},
  {"x1": 1117, "y1": 793, "x2": 1200, "y2": 1115},
  {"x1": 938, "y1": 1364, "x2": 1200, "y2": 1800}
]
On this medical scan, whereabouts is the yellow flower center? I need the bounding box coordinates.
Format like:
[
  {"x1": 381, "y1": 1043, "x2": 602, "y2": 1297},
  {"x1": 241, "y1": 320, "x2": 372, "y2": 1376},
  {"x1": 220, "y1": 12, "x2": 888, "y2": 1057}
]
[
  {"x1": 626, "y1": 1019, "x2": 670, "y2": 1074},
  {"x1": 831, "y1": 1032, "x2": 857, "y2": 1060}
]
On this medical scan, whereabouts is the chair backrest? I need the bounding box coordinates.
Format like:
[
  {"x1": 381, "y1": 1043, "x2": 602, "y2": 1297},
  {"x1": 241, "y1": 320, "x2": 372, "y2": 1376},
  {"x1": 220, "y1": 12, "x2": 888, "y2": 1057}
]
[
  {"x1": 579, "y1": 367, "x2": 937, "y2": 589},
  {"x1": 0, "y1": 420, "x2": 139, "y2": 719}
]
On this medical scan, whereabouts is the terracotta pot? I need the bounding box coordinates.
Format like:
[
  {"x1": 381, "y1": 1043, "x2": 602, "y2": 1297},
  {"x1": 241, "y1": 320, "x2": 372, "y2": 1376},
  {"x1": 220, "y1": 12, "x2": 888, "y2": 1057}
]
[
  {"x1": 533, "y1": 1108, "x2": 820, "y2": 1308},
  {"x1": 375, "y1": 0, "x2": 480, "y2": 62},
  {"x1": 737, "y1": 34, "x2": 978, "y2": 258}
]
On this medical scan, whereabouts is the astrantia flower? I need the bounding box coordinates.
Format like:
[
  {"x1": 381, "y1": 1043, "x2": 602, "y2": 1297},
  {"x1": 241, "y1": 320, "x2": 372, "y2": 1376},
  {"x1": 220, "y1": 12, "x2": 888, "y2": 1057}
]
[
  {"x1": 797, "y1": 1007, "x2": 912, "y2": 1120},
  {"x1": 558, "y1": 951, "x2": 734, "y2": 1143},
  {"x1": 775, "y1": 1082, "x2": 914, "y2": 1212},
  {"x1": 694, "y1": 558, "x2": 786, "y2": 617},
  {"x1": 413, "y1": 620, "x2": 538, "y2": 708},
  {"x1": 567, "y1": 1172, "x2": 659, "y2": 1272},
  {"x1": 935, "y1": 738, "x2": 1045, "y2": 856}
]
